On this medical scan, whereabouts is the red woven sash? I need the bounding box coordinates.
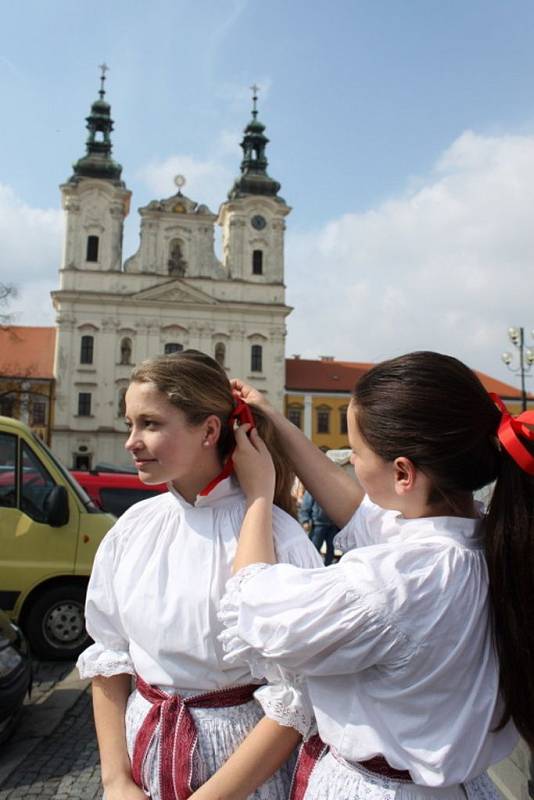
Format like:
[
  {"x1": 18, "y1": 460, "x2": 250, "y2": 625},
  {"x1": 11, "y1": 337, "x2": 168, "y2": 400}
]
[
  {"x1": 131, "y1": 676, "x2": 257, "y2": 800},
  {"x1": 289, "y1": 734, "x2": 328, "y2": 800}
]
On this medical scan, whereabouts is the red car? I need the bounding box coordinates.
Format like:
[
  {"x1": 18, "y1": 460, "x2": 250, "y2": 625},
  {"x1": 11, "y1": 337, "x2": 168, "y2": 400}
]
[{"x1": 71, "y1": 469, "x2": 167, "y2": 518}]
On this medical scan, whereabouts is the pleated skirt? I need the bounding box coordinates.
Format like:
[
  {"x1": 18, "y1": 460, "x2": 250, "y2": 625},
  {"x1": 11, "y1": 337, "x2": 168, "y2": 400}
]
[{"x1": 303, "y1": 751, "x2": 502, "y2": 800}]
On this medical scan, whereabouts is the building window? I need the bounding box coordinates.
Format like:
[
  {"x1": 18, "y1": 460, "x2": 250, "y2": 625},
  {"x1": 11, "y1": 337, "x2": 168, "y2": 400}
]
[
  {"x1": 288, "y1": 407, "x2": 302, "y2": 429},
  {"x1": 215, "y1": 342, "x2": 226, "y2": 368},
  {"x1": 86, "y1": 235, "x2": 99, "y2": 262},
  {"x1": 339, "y1": 406, "x2": 348, "y2": 435},
  {"x1": 0, "y1": 395, "x2": 15, "y2": 417},
  {"x1": 78, "y1": 392, "x2": 92, "y2": 416},
  {"x1": 317, "y1": 407, "x2": 330, "y2": 434},
  {"x1": 252, "y1": 250, "x2": 263, "y2": 275},
  {"x1": 31, "y1": 399, "x2": 47, "y2": 426},
  {"x1": 118, "y1": 388, "x2": 127, "y2": 418},
  {"x1": 120, "y1": 337, "x2": 132, "y2": 365},
  {"x1": 164, "y1": 342, "x2": 183, "y2": 355},
  {"x1": 73, "y1": 453, "x2": 92, "y2": 471},
  {"x1": 80, "y1": 335, "x2": 94, "y2": 364},
  {"x1": 250, "y1": 344, "x2": 263, "y2": 372}
]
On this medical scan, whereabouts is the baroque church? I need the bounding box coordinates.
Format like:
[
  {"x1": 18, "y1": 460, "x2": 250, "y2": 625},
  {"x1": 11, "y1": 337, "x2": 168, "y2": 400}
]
[{"x1": 51, "y1": 74, "x2": 291, "y2": 469}]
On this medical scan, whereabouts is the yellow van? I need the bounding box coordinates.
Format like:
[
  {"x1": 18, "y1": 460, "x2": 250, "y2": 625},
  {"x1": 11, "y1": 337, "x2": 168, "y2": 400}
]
[{"x1": 0, "y1": 415, "x2": 115, "y2": 660}]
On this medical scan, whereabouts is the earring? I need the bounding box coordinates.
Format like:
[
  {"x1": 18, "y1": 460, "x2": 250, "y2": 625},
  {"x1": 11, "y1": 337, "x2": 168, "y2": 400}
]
[{"x1": 203, "y1": 439, "x2": 210, "y2": 447}]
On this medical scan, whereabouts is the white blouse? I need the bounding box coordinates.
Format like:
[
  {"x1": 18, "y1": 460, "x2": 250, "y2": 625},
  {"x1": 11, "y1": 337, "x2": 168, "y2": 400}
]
[
  {"x1": 220, "y1": 496, "x2": 518, "y2": 787},
  {"x1": 77, "y1": 475, "x2": 322, "y2": 735}
]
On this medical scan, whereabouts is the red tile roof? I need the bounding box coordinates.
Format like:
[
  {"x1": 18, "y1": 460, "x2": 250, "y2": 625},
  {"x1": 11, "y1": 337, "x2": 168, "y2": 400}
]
[
  {"x1": 285, "y1": 357, "x2": 528, "y2": 399},
  {"x1": 0, "y1": 326, "x2": 56, "y2": 379}
]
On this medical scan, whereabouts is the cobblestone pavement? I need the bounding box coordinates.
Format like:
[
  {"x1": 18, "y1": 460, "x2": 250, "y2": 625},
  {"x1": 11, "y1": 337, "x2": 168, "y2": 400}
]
[
  {"x1": 0, "y1": 688, "x2": 101, "y2": 800},
  {"x1": 0, "y1": 659, "x2": 102, "y2": 799}
]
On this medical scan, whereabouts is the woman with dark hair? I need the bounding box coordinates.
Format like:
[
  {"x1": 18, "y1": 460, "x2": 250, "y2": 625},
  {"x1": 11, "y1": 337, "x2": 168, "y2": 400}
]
[
  {"x1": 76, "y1": 350, "x2": 321, "y2": 800},
  {"x1": 212, "y1": 351, "x2": 533, "y2": 800}
]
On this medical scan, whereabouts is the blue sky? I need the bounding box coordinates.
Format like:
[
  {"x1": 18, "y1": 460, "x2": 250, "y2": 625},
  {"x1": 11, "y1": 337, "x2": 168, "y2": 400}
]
[{"x1": 2, "y1": 0, "x2": 534, "y2": 386}]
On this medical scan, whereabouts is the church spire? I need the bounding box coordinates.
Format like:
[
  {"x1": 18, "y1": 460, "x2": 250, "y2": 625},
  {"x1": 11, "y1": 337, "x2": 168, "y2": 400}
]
[
  {"x1": 70, "y1": 65, "x2": 124, "y2": 185},
  {"x1": 228, "y1": 85, "x2": 283, "y2": 201}
]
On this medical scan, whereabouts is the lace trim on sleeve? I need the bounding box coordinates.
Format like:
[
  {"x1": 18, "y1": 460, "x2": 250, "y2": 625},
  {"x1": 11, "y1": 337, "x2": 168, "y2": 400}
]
[
  {"x1": 76, "y1": 642, "x2": 135, "y2": 679},
  {"x1": 254, "y1": 681, "x2": 316, "y2": 741}
]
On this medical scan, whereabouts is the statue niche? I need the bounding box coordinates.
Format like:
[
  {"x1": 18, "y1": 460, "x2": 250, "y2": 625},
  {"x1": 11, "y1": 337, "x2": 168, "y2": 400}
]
[{"x1": 168, "y1": 239, "x2": 187, "y2": 277}]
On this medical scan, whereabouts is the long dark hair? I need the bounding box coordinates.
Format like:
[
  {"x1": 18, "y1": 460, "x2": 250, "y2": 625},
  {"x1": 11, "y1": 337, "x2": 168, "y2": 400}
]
[
  {"x1": 130, "y1": 350, "x2": 296, "y2": 517},
  {"x1": 352, "y1": 351, "x2": 534, "y2": 746}
]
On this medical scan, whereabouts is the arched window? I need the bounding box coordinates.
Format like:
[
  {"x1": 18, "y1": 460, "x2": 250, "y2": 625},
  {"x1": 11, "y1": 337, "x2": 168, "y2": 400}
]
[
  {"x1": 250, "y1": 344, "x2": 263, "y2": 373},
  {"x1": 86, "y1": 235, "x2": 99, "y2": 262},
  {"x1": 287, "y1": 405, "x2": 303, "y2": 429},
  {"x1": 252, "y1": 250, "x2": 263, "y2": 275},
  {"x1": 118, "y1": 388, "x2": 127, "y2": 418},
  {"x1": 80, "y1": 335, "x2": 94, "y2": 364},
  {"x1": 215, "y1": 342, "x2": 226, "y2": 368},
  {"x1": 120, "y1": 337, "x2": 132, "y2": 365},
  {"x1": 316, "y1": 406, "x2": 330, "y2": 434},
  {"x1": 168, "y1": 240, "x2": 187, "y2": 276},
  {"x1": 164, "y1": 342, "x2": 183, "y2": 355}
]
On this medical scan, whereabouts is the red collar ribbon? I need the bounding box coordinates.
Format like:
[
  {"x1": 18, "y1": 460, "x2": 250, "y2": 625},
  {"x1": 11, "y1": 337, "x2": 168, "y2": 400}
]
[
  {"x1": 489, "y1": 393, "x2": 534, "y2": 476},
  {"x1": 198, "y1": 393, "x2": 255, "y2": 496}
]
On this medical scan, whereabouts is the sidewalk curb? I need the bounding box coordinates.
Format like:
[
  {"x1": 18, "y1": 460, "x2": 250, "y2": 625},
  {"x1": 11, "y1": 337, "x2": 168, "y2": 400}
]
[{"x1": 0, "y1": 667, "x2": 91, "y2": 787}]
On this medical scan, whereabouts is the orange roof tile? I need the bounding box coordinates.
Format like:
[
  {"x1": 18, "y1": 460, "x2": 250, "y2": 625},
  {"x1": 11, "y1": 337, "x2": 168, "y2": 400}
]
[
  {"x1": 285, "y1": 358, "x2": 528, "y2": 399},
  {"x1": 285, "y1": 358, "x2": 373, "y2": 392},
  {"x1": 0, "y1": 326, "x2": 56, "y2": 379}
]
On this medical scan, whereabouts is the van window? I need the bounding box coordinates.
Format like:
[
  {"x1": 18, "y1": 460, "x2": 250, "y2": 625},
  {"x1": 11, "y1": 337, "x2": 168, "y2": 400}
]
[
  {"x1": 99, "y1": 487, "x2": 160, "y2": 517},
  {"x1": 0, "y1": 433, "x2": 16, "y2": 508},
  {"x1": 20, "y1": 442, "x2": 56, "y2": 523}
]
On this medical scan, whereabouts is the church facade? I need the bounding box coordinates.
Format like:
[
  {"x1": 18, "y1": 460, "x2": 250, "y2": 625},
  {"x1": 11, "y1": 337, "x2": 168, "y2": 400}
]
[{"x1": 51, "y1": 77, "x2": 291, "y2": 469}]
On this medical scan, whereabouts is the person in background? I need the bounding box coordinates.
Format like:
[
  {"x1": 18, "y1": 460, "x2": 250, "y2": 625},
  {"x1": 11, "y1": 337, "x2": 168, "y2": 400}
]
[{"x1": 298, "y1": 490, "x2": 339, "y2": 565}]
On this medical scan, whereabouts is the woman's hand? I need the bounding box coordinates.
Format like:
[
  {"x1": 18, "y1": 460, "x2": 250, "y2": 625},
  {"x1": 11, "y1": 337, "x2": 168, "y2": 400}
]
[
  {"x1": 233, "y1": 423, "x2": 276, "y2": 504},
  {"x1": 103, "y1": 774, "x2": 148, "y2": 800},
  {"x1": 230, "y1": 379, "x2": 273, "y2": 414}
]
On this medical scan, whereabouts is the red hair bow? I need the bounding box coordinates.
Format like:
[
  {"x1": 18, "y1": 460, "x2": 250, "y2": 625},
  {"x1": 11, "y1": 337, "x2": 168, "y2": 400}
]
[
  {"x1": 489, "y1": 393, "x2": 534, "y2": 476},
  {"x1": 198, "y1": 393, "x2": 255, "y2": 496}
]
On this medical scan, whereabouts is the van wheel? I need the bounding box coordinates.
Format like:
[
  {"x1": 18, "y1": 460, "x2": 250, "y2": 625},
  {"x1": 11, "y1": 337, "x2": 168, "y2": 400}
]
[{"x1": 23, "y1": 584, "x2": 90, "y2": 661}]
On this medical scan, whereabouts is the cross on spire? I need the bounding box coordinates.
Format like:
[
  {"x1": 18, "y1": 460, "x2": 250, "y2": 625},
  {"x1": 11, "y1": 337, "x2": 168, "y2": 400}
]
[
  {"x1": 99, "y1": 63, "x2": 109, "y2": 98},
  {"x1": 250, "y1": 83, "x2": 260, "y2": 117}
]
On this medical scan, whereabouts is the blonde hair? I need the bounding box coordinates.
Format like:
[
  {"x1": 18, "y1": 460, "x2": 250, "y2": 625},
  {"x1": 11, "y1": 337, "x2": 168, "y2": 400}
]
[{"x1": 130, "y1": 350, "x2": 296, "y2": 517}]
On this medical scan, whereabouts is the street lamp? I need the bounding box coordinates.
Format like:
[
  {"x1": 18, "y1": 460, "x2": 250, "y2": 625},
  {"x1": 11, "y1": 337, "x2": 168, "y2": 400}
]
[{"x1": 501, "y1": 327, "x2": 534, "y2": 412}]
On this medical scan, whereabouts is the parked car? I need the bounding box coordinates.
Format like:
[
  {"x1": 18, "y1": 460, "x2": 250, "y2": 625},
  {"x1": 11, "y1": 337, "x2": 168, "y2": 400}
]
[
  {"x1": 0, "y1": 608, "x2": 32, "y2": 744},
  {"x1": 0, "y1": 415, "x2": 115, "y2": 661},
  {"x1": 71, "y1": 469, "x2": 167, "y2": 517}
]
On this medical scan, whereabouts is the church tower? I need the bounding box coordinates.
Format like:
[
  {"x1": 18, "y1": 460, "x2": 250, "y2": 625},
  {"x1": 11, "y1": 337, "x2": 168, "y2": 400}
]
[
  {"x1": 59, "y1": 65, "x2": 131, "y2": 277},
  {"x1": 218, "y1": 86, "x2": 290, "y2": 284}
]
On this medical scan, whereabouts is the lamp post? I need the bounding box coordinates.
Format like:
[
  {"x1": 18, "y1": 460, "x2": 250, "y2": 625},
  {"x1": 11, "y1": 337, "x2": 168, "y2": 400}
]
[{"x1": 501, "y1": 327, "x2": 534, "y2": 412}]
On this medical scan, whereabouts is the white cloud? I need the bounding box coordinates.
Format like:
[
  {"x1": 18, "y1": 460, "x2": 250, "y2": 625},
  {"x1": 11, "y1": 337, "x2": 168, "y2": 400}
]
[
  {"x1": 286, "y1": 131, "x2": 534, "y2": 384},
  {"x1": 0, "y1": 184, "x2": 61, "y2": 324},
  {"x1": 136, "y1": 155, "x2": 233, "y2": 213}
]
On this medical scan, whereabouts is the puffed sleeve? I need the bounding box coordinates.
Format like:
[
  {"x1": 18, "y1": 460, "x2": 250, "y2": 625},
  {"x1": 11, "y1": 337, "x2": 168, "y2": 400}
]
[
  {"x1": 220, "y1": 554, "x2": 414, "y2": 680},
  {"x1": 244, "y1": 508, "x2": 322, "y2": 737},
  {"x1": 334, "y1": 495, "x2": 396, "y2": 553},
  {"x1": 76, "y1": 528, "x2": 135, "y2": 679}
]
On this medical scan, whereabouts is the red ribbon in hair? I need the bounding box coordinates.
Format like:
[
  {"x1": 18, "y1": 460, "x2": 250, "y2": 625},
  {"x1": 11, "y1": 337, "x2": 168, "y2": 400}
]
[
  {"x1": 489, "y1": 393, "x2": 534, "y2": 476},
  {"x1": 198, "y1": 393, "x2": 255, "y2": 496}
]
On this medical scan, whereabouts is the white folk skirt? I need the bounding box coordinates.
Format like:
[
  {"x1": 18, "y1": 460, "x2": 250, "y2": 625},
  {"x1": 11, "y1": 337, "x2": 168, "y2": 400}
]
[
  {"x1": 303, "y1": 751, "x2": 502, "y2": 800},
  {"x1": 116, "y1": 685, "x2": 296, "y2": 800}
]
